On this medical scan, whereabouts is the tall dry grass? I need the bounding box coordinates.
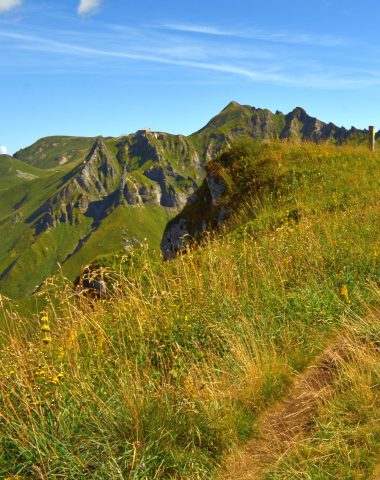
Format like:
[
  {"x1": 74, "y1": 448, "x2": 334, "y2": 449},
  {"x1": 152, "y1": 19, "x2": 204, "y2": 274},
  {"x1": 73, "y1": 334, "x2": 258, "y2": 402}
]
[{"x1": 1, "y1": 141, "x2": 380, "y2": 478}]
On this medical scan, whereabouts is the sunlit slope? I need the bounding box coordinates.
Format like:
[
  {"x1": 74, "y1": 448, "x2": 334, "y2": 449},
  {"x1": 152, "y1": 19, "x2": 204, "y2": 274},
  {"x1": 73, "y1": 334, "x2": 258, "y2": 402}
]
[
  {"x1": 61, "y1": 205, "x2": 169, "y2": 279},
  {"x1": 0, "y1": 132, "x2": 203, "y2": 298},
  {"x1": 0, "y1": 154, "x2": 47, "y2": 190},
  {"x1": 14, "y1": 136, "x2": 96, "y2": 169},
  {"x1": 1, "y1": 141, "x2": 380, "y2": 478},
  {"x1": 0, "y1": 162, "x2": 88, "y2": 297},
  {"x1": 162, "y1": 140, "x2": 380, "y2": 259}
]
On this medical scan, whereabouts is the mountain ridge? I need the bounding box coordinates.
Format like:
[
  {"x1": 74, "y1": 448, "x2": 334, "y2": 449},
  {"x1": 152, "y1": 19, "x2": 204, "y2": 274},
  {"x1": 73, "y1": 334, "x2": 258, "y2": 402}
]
[{"x1": 1, "y1": 101, "x2": 376, "y2": 298}]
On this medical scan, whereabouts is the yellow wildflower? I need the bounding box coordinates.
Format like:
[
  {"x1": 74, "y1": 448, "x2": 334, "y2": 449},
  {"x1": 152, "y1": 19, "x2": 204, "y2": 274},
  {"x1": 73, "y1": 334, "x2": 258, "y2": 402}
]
[
  {"x1": 340, "y1": 284, "x2": 350, "y2": 303},
  {"x1": 42, "y1": 336, "x2": 52, "y2": 344},
  {"x1": 40, "y1": 324, "x2": 51, "y2": 332}
]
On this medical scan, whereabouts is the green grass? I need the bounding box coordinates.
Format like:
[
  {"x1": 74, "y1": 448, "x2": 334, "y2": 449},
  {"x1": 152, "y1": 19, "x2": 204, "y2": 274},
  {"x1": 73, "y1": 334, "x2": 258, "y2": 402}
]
[
  {"x1": 0, "y1": 162, "x2": 89, "y2": 298},
  {"x1": 0, "y1": 155, "x2": 47, "y2": 190},
  {"x1": 0, "y1": 141, "x2": 380, "y2": 478},
  {"x1": 62, "y1": 204, "x2": 172, "y2": 279},
  {"x1": 14, "y1": 136, "x2": 96, "y2": 169}
]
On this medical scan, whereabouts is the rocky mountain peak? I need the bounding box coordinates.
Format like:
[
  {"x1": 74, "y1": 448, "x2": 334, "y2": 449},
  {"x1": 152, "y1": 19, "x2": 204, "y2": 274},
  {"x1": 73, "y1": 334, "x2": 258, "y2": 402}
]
[{"x1": 289, "y1": 107, "x2": 309, "y2": 121}]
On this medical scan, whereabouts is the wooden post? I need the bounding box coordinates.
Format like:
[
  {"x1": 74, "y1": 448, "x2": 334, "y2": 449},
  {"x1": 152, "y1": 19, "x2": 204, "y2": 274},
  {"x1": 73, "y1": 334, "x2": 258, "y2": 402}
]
[{"x1": 369, "y1": 126, "x2": 375, "y2": 152}]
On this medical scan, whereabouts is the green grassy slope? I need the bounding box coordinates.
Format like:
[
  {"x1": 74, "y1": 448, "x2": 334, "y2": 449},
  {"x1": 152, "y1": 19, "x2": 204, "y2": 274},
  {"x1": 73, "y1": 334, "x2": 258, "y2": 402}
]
[
  {"x1": 0, "y1": 141, "x2": 379, "y2": 478},
  {"x1": 0, "y1": 154, "x2": 47, "y2": 190},
  {"x1": 0, "y1": 159, "x2": 91, "y2": 297},
  {"x1": 14, "y1": 136, "x2": 96, "y2": 168},
  {"x1": 62, "y1": 204, "x2": 171, "y2": 279},
  {"x1": 192, "y1": 101, "x2": 278, "y2": 138},
  {"x1": 0, "y1": 132, "x2": 199, "y2": 299},
  {"x1": 164, "y1": 140, "x2": 380, "y2": 249}
]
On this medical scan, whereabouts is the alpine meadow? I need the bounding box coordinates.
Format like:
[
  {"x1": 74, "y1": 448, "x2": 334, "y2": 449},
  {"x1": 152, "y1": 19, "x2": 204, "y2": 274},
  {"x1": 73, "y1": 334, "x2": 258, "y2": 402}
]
[{"x1": 1, "y1": 0, "x2": 380, "y2": 478}]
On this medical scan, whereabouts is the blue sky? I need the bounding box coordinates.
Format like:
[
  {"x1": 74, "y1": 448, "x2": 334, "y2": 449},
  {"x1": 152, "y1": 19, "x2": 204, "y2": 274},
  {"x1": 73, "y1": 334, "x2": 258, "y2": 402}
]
[{"x1": 1, "y1": 0, "x2": 380, "y2": 154}]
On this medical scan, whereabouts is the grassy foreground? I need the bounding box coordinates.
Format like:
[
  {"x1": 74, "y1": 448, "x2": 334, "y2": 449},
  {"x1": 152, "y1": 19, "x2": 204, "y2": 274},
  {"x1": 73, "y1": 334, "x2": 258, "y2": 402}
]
[{"x1": 0, "y1": 141, "x2": 380, "y2": 479}]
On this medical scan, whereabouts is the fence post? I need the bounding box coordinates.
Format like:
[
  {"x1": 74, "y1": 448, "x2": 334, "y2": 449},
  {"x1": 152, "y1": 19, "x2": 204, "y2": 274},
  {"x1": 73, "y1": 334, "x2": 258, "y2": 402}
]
[{"x1": 369, "y1": 126, "x2": 375, "y2": 152}]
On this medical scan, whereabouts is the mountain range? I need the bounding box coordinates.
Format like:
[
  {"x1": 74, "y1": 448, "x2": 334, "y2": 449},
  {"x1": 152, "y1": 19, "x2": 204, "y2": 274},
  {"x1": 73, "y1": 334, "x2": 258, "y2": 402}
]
[{"x1": 1, "y1": 101, "x2": 375, "y2": 299}]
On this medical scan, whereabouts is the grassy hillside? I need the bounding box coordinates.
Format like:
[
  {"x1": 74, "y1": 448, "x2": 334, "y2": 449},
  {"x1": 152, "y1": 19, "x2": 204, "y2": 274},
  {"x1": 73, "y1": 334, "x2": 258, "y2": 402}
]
[
  {"x1": 61, "y1": 205, "x2": 170, "y2": 279},
  {"x1": 0, "y1": 154, "x2": 47, "y2": 190},
  {"x1": 13, "y1": 136, "x2": 96, "y2": 169},
  {"x1": 0, "y1": 132, "x2": 202, "y2": 299},
  {"x1": 0, "y1": 158, "x2": 94, "y2": 298},
  {"x1": 0, "y1": 141, "x2": 379, "y2": 478}
]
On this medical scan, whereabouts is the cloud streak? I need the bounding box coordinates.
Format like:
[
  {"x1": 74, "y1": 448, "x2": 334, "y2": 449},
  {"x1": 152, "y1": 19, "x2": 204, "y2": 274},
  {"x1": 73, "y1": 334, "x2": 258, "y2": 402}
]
[
  {"x1": 78, "y1": 0, "x2": 102, "y2": 15},
  {"x1": 0, "y1": 30, "x2": 282, "y2": 82},
  {"x1": 160, "y1": 23, "x2": 346, "y2": 48},
  {"x1": 0, "y1": 0, "x2": 22, "y2": 13},
  {"x1": 0, "y1": 19, "x2": 377, "y2": 90}
]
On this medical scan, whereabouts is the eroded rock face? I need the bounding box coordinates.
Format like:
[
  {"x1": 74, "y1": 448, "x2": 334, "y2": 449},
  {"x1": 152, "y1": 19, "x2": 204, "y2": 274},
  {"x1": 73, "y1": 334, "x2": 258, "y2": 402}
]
[
  {"x1": 251, "y1": 110, "x2": 277, "y2": 137},
  {"x1": 28, "y1": 138, "x2": 121, "y2": 234},
  {"x1": 161, "y1": 217, "x2": 191, "y2": 260},
  {"x1": 160, "y1": 171, "x2": 223, "y2": 260},
  {"x1": 207, "y1": 173, "x2": 225, "y2": 205},
  {"x1": 27, "y1": 134, "x2": 205, "y2": 235},
  {"x1": 122, "y1": 179, "x2": 141, "y2": 205}
]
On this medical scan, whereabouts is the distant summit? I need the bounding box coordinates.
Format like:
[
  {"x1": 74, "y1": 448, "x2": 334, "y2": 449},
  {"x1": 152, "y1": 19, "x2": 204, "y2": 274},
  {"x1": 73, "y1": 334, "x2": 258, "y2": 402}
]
[{"x1": 193, "y1": 101, "x2": 368, "y2": 145}]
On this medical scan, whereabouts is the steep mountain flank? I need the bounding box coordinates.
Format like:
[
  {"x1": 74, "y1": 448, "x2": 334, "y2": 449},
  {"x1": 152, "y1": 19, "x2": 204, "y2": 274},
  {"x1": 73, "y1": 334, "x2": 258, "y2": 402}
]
[
  {"x1": 1, "y1": 101, "x2": 376, "y2": 298},
  {"x1": 27, "y1": 139, "x2": 122, "y2": 234},
  {"x1": 0, "y1": 131, "x2": 204, "y2": 298}
]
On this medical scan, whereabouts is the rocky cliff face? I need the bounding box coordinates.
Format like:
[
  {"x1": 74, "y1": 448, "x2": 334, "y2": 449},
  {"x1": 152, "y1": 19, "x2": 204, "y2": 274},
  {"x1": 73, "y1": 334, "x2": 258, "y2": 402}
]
[
  {"x1": 26, "y1": 138, "x2": 121, "y2": 234},
  {"x1": 161, "y1": 173, "x2": 221, "y2": 260},
  {"x1": 25, "y1": 132, "x2": 204, "y2": 236}
]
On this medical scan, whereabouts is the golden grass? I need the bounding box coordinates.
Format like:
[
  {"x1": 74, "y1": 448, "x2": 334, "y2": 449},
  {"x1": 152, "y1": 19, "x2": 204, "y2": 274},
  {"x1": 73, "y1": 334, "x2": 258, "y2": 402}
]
[{"x1": 0, "y1": 141, "x2": 380, "y2": 478}]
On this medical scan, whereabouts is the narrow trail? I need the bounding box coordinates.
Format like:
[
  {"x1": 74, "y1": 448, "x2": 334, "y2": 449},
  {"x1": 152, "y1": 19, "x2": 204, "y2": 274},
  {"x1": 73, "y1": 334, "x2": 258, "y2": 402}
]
[{"x1": 219, "y1": 342, "x2": 345, "y2": 480}]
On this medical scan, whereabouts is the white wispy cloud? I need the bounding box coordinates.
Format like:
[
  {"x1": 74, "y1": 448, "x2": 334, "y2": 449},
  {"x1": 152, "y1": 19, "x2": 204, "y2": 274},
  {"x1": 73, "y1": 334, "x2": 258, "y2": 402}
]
[
  {"x1": 78, "y1": 0, "x2": 102, "y2": 15},
  {"x1": 0, "y1": 30, "x2": 292, "y2": 83},
  {"x1": 160, "y1": 23, "x2": 346, "y2": 48},
  {"x1": 0, "y1": 0, "x2": 22, "y2": 13},
  {"x1": 0, "y1": 146, "x2": 8, "y2": 155},
  {"x1": 0, "y1": 22, "x2": 377, "y2": 89},
  {"x1": 0, "y1": 30, "x2": 280, "y2": 81}
]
